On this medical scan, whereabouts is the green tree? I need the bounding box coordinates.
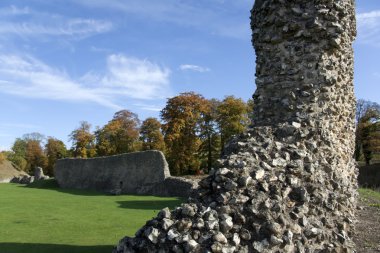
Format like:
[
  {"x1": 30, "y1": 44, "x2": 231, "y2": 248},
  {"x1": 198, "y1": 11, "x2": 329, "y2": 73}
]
[
  {"x1": 140, "y1": 117, "x2": 166, "y2": 152},
  {"x1": 7, "y1": 133, "x2": 48, "y2": 173},
  {"x1": 161, "y1": 92, "x2": 210, "y2": 175},
  {"x1": 357, "y1": 108, "x2": 380, "y2": 165},
  {"x1": 69, "y1": 121, "x2": 96, "y2": 158},
  {"x1": 199, "y1": 98, "x2": 221, "y2": 172},
  {"x1": 247, "y1": 98, "x2": 254, "y2": 124},
  {"x1": 216, "y1": 96, "x2": 250, "y2": 151},
  {"x1": 8, "y1": 138, "x2": 28, "y2": 171},
  {"x1": 356, "y1": 99, "x2": 380, "y2": 123},
  {"x1": 45, "y1": 137, "x2": 67, "y2": 176},
  {"x1": 355, "y1": 99, "x2": 380, "y2": 161},
  {"x1": 96, "y1": 110, "x2": 141, "y2": 156}
]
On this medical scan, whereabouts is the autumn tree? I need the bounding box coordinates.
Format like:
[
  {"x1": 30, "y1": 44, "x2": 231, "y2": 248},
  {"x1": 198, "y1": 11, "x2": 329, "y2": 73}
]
[
  {"x1": 140, "y1": 117, "x2": 165, "y2": 152},
  {"x1": 216, "y1": 96, "x2": 250, "y2": 152},
  {"x1": 69, "y1": 121, "x2": 96, "y2": 158},
  {"x1": 0, "y1": 152, "x2": 6, "y2": 163},
  {"x1": 45, "y1": 137, "x2": 67, "y2": 176},
  {"x1": 356, "y1": 99, "x2": 380, "y2": 123},
  {"x1": 356, "y1": 108, "x2": 380, "y2": 165},
  {"x1": 354, "y1": 99, "x2": 380, "y2": 162},
  {"x1": 199, "y1": 98, "x2": 221, "y2": 172},
  {"x1": 6, "y1": 133, "x2": 47, "y2": 173},
  {"x1": 161, "y1": 92, "x2": 210, "y2": 175},
  {"x1": 25, "y1": 139, "x2": 47, "y2": 173},
  {"x1": 96, "y1": 110, "x2": 141, "y2": 156}
]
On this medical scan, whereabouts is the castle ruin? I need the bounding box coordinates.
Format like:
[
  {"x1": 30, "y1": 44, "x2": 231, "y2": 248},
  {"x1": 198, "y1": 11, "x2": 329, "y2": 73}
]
[{"x1": 114, "y1": 0, "x2": 358, "y2": 252}]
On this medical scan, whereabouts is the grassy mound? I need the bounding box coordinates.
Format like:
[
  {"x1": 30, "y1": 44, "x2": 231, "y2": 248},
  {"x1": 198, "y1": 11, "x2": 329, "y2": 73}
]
[
  {"x1": 0, "y1": 183, "x2": 183, "y2": 253},
  {"x1": 0, "y1": 160, "x2": 27, "y2": 182}
]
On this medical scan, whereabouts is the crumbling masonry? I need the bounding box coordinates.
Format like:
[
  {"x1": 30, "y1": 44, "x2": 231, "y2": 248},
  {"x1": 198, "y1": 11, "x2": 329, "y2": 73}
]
[{"x1": 114, "y1": 0, "x2": 358, "y2": 252}]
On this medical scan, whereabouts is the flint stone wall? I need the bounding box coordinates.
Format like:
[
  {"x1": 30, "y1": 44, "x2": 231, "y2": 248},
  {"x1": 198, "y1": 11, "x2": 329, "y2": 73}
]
[
  {"x1": 113, "y1": 1, "x2": 358, "y2": 252},
  {"x1": 55, "y1": 150, "x2": 179, "y2": 195}
]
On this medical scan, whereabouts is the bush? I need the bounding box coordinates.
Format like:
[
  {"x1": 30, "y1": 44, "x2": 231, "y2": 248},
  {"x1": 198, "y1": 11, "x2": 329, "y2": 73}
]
[{"x1": 0, "y1": 152, "x2": 6, "y2": 163}]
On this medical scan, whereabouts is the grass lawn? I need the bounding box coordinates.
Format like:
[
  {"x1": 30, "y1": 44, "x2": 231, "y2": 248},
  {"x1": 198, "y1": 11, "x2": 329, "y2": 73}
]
[
  {"x1": 0, "y1": 180, "x2": 183, "y2": 253},
  {"x1": 358, "y1": 187, "x2": 380, "y2": 208}
]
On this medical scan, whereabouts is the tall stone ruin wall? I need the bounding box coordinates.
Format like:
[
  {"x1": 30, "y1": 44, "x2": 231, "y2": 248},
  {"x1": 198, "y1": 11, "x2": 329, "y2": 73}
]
[
  {"x1": 55, "y1": 151, "x2": 172, "y2": 195},
  {"x1": 113, "y1": 1, "x2": 358, "y2": 252}
]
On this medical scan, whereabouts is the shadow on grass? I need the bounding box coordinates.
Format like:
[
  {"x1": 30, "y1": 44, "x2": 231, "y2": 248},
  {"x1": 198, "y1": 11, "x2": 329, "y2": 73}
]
[
  {"x1": 23, "y1": 180, "x2": 187, "y2": 203},
  {"x1": 0, "y1": 243, "x2": 113, "y2": 253},
  {"x1": 24, "y1": 179, "x2": 112, "y2": 196},
  {"x1": 117, "y1": 199, "x2": 183, "y2": 210}
]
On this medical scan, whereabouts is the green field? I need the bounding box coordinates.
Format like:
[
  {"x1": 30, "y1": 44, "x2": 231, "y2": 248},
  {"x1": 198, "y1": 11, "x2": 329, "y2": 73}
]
[
  {"x1": 0, "y1": 181, "x2": 183, "y2": 253},
  {"x1": 358, "y1": 187, "x2": 380, "y2": 208}
]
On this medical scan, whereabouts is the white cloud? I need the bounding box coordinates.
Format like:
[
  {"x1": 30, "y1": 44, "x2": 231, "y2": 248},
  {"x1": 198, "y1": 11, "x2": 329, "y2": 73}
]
[
  {"x1": 90, "y1": 46, "x2": 112, "y2": 53},
  {"x1": 133, "y1": 103, "x2": 163, "y2": 112},
  {"x1": 0, "y1": 5, "x2": 113, "y2": 39},
  {"x1": 357, "y1": 10, "x2": 380, "y2": 20},
  {"x1": 0, "y1": 53, "x2": 172, "y2": 110},
  {"x1": 0, "y1": 5, "x2": 30, "y2": 16},
  {"x1": 0, "y1": 18, "x2": 112, "y2": 38},
  {"x1": 0, "y1": 123, "x2": 39, "y2": 129},
  {"x1": 357, "y1": 10, "x2": 380, "y2": 46},
  {"x1": 75, "y1": 0, "x2": 250, "y2": 39},
  {"x1": 180, "y1": 64, "x2": 211, "y2": 73},
  {"x1": 101, "y1": 54, "x2": 171, "y2": 100}
]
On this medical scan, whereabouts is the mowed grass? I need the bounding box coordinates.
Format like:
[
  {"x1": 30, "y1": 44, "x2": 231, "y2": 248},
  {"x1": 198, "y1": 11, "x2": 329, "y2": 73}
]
[
  {"x1": 0, "y1": 181, "x2": 183, "y2": 253},
  {"x1": 358, "y1": 187, "x2": 380, "y2": 208}
]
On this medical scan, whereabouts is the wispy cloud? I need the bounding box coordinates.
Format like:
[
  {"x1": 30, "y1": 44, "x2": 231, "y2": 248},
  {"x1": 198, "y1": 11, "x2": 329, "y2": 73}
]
[
  {"x1": 0, "y1": 53, "x2": 172, "y2": 110},
  {"x1": 101, "y1": 54, "x2": 171, "y2": 100},
  {"x1": 0, "y1": 123, "x2": 39, "y2": 129},
  {"x1": 0, "y1": 5, "x2": 113, "y2": 40},
  {"x1": 90, "y1": 46, "x2": 112, "y2": 53},
  {"x1": 0, "y1": 5, "x2": 30, "y2": 16},
  {"x1": 180, "y1": 64, "x2": 210, "y2": 73},
  {"x1": 133, "y1": 103, "x2": 163, "y2": 112},
  {"x1": 0, "y1": 18, "x2": 112, "y2": 38},
  {"x1": 357, "y1": 10, "x2": 380, "y2": 46},
  {"x1": 75, "y1": 0, "x2": 250, "y2": 39}
]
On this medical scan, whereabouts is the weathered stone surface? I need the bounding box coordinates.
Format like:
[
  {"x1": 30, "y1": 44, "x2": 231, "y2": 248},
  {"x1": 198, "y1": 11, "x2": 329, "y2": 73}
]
[
  {"x1": 150, "y1": 176, "x2": 199, "y2": 197},
  {"x1": 55, "y1": 151, "x2": 170, "y2": 194},
  {"x1": 34, "y1": 167, "x2": 49, "y2": 180},
  {"x1": 55, "y1": 150, "x2": 197, "y2": 197},
  {"x1": 113, "y1": 0, "x2": 358, "y2": 252}
]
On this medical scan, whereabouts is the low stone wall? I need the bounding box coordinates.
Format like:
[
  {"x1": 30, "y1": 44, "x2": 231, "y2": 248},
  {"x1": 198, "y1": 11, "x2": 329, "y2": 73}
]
[
  {"x1": 55, "y1": 150, "x2": 171, "y2": 195},
  {"x1": 149, "y1": 177, "x2": 199, "y2": 197}
]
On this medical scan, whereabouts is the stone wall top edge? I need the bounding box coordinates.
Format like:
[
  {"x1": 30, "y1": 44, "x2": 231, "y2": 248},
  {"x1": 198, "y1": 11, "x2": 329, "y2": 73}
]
[{"x1": 56, "y1": 150, "x2": 165, "y2": 162}]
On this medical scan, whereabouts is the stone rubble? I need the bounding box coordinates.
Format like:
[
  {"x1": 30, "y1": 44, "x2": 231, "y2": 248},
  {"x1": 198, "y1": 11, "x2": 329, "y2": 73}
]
[
  {"x1": 113, "y1": 0, "x2": 358, "y2": 252},
  {"x1": 34, "y1": 167, "x2": 49, "y2": 181},
  {"x1": 11, "y1": 167, "x2": 49, "y2": 184}
]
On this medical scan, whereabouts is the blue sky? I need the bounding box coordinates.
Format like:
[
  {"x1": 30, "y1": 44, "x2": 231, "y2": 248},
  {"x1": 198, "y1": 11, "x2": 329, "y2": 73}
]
[{"x1": 0, "y1": 0, "x2": 379, "y2": 151}]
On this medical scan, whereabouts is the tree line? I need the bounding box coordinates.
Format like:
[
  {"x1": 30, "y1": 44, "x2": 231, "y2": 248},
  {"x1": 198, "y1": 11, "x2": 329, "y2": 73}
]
[
  {"x1": 2, "y1": 92, "x2": 252, "y2": 176},
  {"x1": 355, "y1": 99, "x2": 380, "y2": 165},
  {"x1": 2, "y1": 95, "x2": 378, "y2": 176}
]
